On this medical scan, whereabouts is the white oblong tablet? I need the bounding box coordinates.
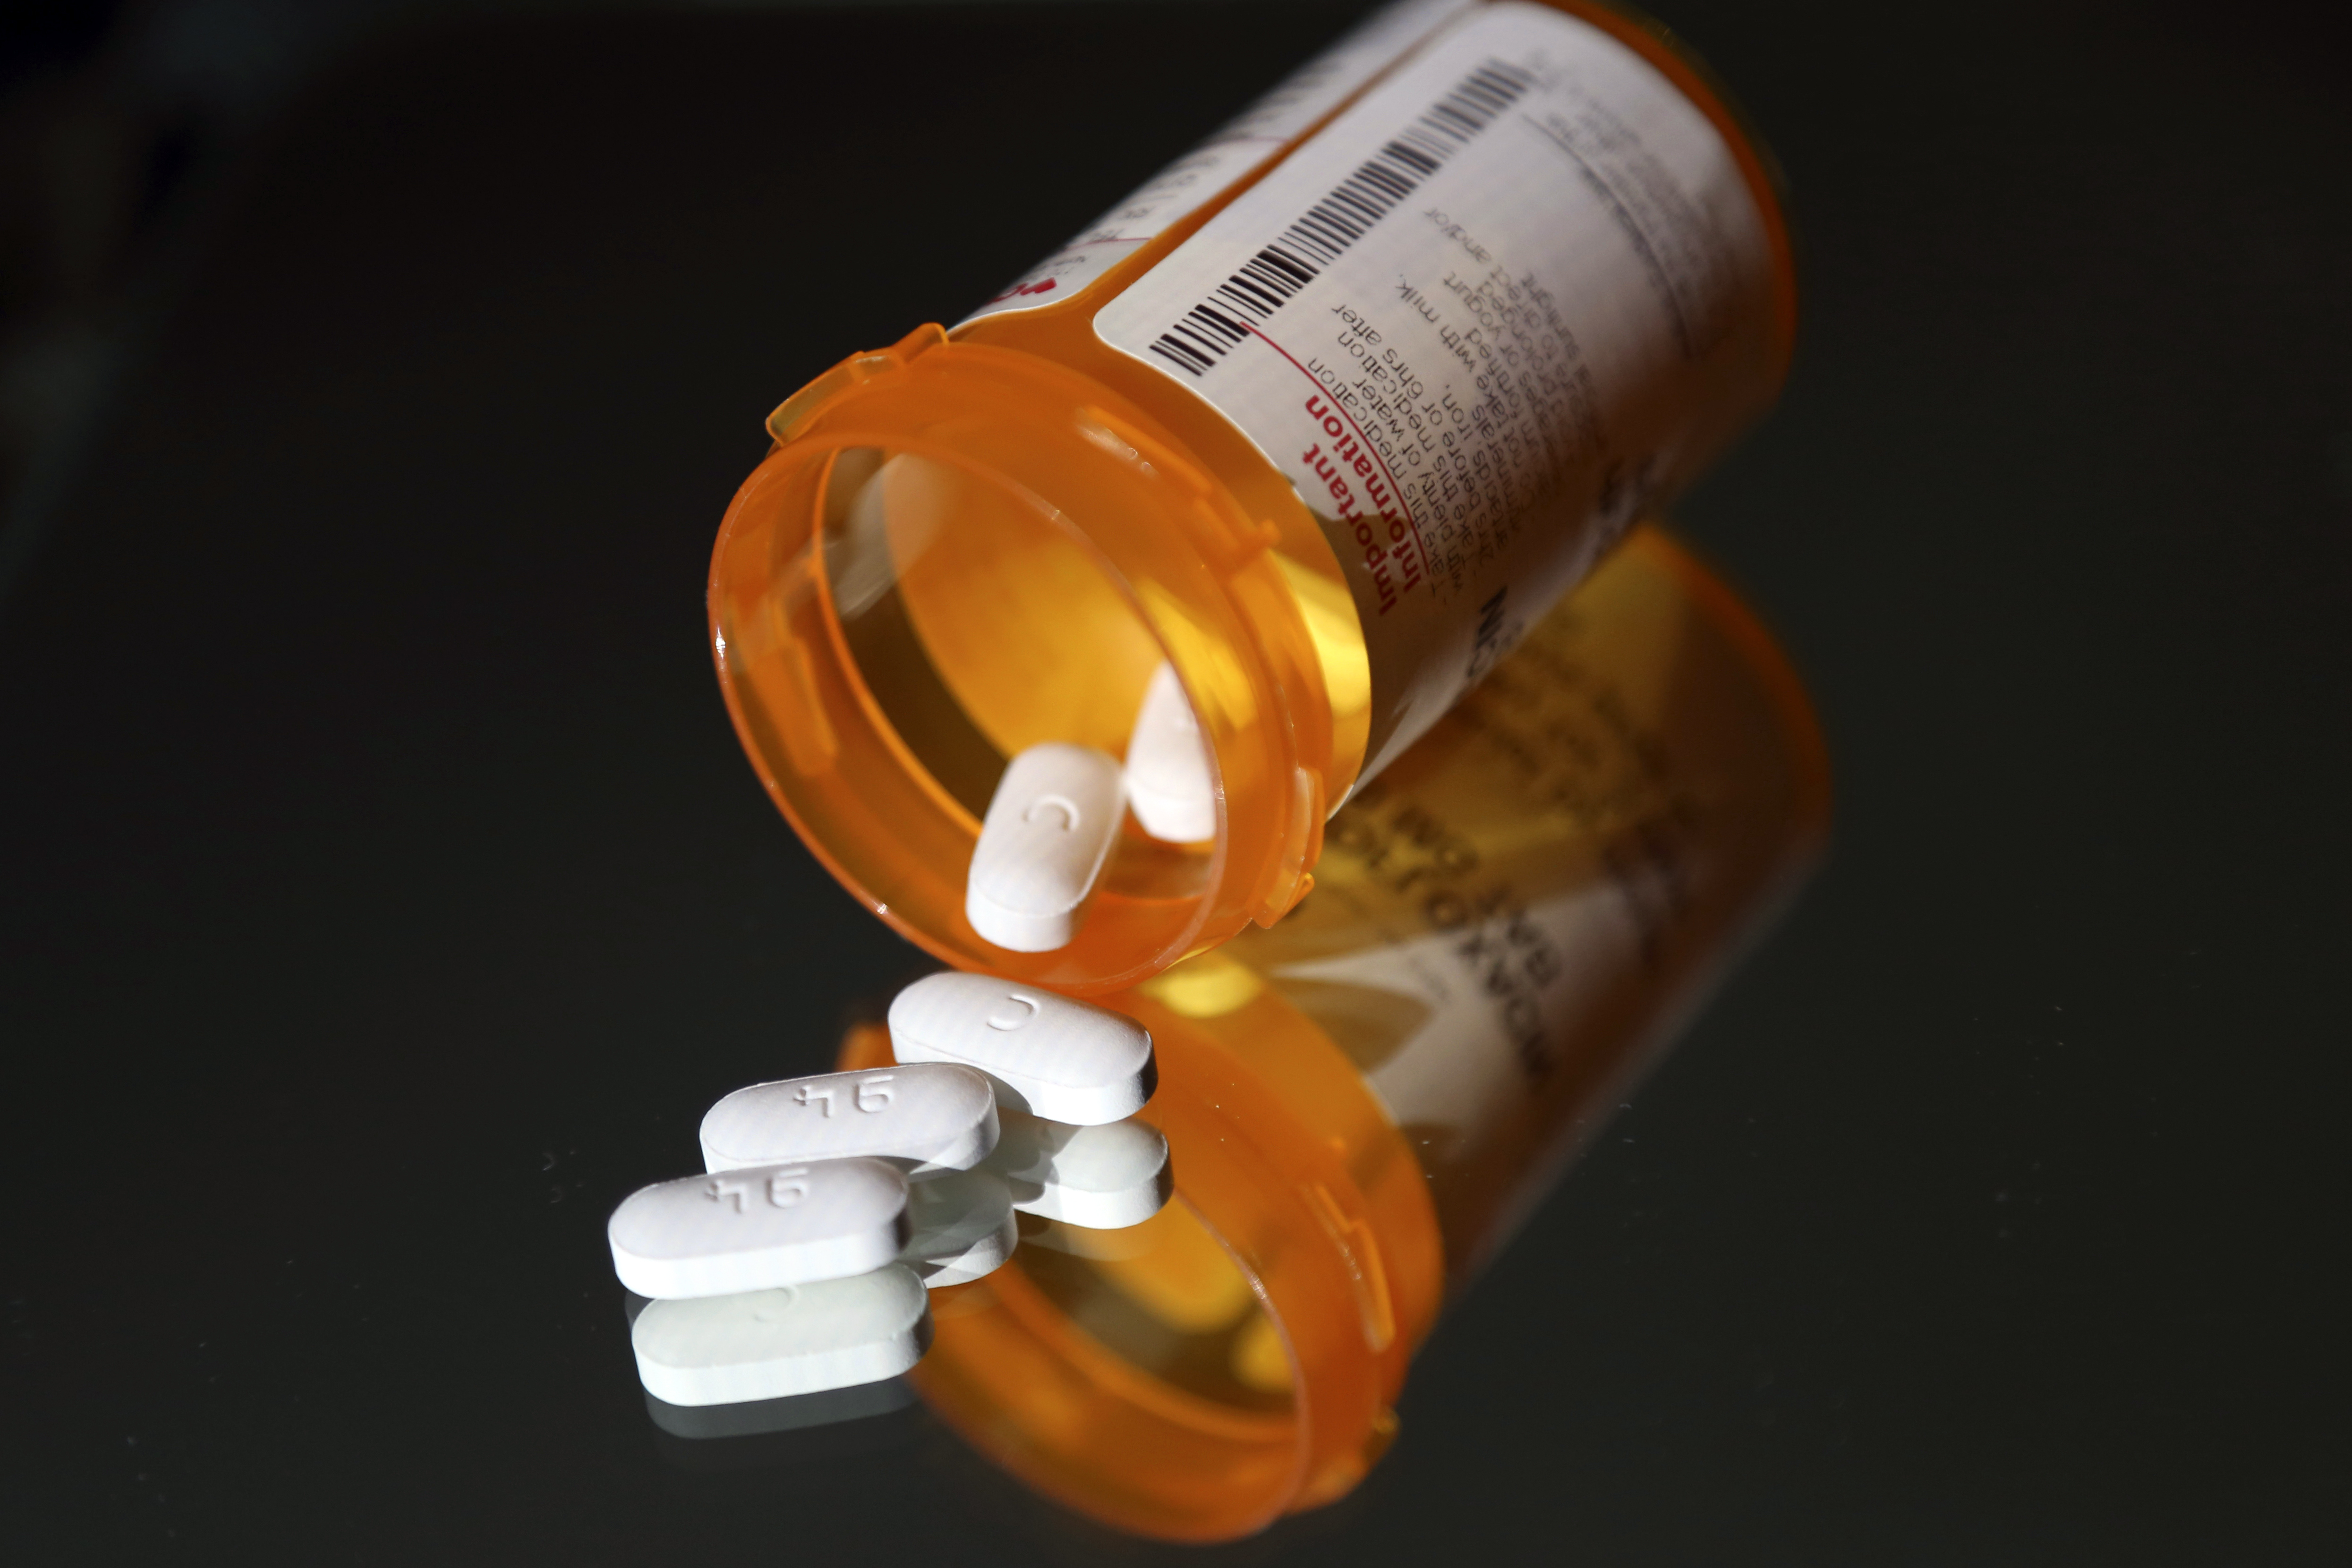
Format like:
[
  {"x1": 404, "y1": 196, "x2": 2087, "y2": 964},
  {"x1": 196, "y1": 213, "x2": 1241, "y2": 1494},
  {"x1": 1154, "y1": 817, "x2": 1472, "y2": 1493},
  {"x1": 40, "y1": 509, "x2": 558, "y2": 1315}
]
[
  {"x1": 887, "y1": 971, "x2": 1156, "y2": 1125},
  {"x1": 986, "y1": 1106, "x2": 1175, "y2": 1230},
  {"x1": 700, "y1": 1064, "x2": 999, "y2": 1179},
  {"x1": 1124, "y1": 662, "x2": 1217, "y2": 844},
  {"x1": 607, "y1": 1158, "x2": 910, "y2": 1300},
  {"x1": 631, "y1": 1266, "x2": 932, "y2": 1406},
  {"x1": 900, "y1": 1167, "x2": 1018, "y2": 1289},
  {"x1": 965, "y1": 742, "x2": 1125, "y2": 952}
]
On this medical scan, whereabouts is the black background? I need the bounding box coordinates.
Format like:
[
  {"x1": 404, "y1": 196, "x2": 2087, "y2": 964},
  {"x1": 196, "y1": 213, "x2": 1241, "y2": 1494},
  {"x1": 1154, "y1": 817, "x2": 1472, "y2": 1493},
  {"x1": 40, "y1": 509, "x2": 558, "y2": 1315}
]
[{"x1": 3, "y1": 1, "x2": 2348, "y2": 1561}]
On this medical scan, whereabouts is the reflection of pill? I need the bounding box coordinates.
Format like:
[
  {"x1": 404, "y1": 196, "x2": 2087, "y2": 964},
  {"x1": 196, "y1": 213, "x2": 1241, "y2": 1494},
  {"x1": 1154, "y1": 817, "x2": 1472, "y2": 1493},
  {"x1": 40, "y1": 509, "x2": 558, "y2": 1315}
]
[
  {"x1": 700, "y1": 1064, "x2": 998, "y2": 1179},
  {"x1": 641, "y1": 1376, "x2": 918, "y2": 1443},
  {"x1": 1124, "y1": 662, "x2": 1217, "y2": 844},
  {"x1": 986, "y1": 1106, "x2": 1174, "y2": 1229},
  {"x1": 631, "y1": 1266, "x2": 932, "y2": 1406},
  {"x1": 901, "y1": 1167, "x2": 1018, "y2": 1288},
  {"x1": 887, "y1": 971, "x2": 1156, "y2": 1125},
  {"x1": 608, "y1": 1158, "x2": 909, "y2": 1300},
  {"x1": 1014, "y1": 1211, "x2": 1155, "y2": 1260},
  {"x1": 965, "y1": 743, "x2": 1124, "y2": 952}
]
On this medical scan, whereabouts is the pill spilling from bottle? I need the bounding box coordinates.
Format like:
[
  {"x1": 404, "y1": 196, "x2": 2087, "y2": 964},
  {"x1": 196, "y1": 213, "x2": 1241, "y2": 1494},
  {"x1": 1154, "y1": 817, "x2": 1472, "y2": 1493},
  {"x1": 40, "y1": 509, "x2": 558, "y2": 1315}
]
[
  {"x1": 887, "y1": 970, "x2": 1157, "y2": 1123},
  {"x1": 632, "y1": 675, "x2": 1200, "y2": 1407},
  {"x1": 699, "y1": 1062, "x2": 1000, "y2": 1178},
  {"x1": 965, "y1": 743, "x2": 1125, "y2": 953},
  {"x1": 963, "y1": 662, "x2": 1217, "y2": 954},
  {"x1": 611, "y1": 974, "x2": 1170, "y2": 1407},
  {"x1": 608, "y1": 1157, "x2": 909, "y2": 1300}
]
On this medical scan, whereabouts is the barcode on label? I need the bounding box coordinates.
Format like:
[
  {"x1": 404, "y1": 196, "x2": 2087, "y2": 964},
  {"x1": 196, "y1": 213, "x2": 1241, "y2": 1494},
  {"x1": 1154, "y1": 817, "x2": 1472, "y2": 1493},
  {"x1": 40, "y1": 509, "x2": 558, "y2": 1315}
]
[{"x1": 1145, "y1": 60, "x2": 1534, "y2": 377}]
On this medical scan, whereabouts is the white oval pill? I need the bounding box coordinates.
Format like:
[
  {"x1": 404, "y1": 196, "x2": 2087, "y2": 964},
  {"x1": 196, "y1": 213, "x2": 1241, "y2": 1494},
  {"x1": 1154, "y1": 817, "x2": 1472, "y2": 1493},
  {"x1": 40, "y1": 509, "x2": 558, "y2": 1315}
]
[
  {"x1": 631, "y1": 1266, "x2": 932, "y2": 1406},
  {"x1": 887, "y1": 971, "x2": 1156, "y2": 1125},
  {"x1": 1124, "y1": 662, "x2": 1217, "y2": 844},
  {"x1": 700, "y1": 1064, "x2": 999, "y2": 1179},
  {"x1": 965, "y1": 742, "x2": 1124, "y2": 952},
  {"x1": 900, "y1": 1167, "x2": 1018, "y2": 1288},
  {"x1": 607, "y1": 1158, "x2": 909, "y2": 1301},
  {"x1": 986, "y1": 1106, "x2": 1175, "y2": 1230}
]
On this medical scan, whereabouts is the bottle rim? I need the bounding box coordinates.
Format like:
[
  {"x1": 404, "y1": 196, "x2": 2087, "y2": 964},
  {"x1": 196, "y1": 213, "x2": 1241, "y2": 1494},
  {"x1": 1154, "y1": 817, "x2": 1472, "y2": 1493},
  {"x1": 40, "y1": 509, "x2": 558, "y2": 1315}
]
[{"x1": 708, "y1": 333, "x2": 1331, "y2": 994}]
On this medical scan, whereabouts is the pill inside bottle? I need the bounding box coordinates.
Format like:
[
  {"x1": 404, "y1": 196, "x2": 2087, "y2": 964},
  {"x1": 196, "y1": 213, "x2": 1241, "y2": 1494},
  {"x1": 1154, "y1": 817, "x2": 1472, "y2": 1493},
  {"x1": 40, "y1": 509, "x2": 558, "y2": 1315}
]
[
  {"x1": 1123, "y1": 662, "x2": 1218, "y2": 846},
  {"x1": 707, "y1": 0, "x2": 1799, "y2": 995},
  {"x1": 964, "y1": 743, "x2": 1125, "y2": 952}
]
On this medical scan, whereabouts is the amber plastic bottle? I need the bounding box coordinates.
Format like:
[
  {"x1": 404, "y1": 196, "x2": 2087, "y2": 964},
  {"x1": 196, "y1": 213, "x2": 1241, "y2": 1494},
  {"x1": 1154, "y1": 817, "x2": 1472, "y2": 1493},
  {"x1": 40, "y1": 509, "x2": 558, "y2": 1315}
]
[
  {"x1": 710, "y1": 0, "x2": 1797, "y2": 993},
  {"x1": 836, "y1": 525, "x2": 1829, "y2": 1540}
]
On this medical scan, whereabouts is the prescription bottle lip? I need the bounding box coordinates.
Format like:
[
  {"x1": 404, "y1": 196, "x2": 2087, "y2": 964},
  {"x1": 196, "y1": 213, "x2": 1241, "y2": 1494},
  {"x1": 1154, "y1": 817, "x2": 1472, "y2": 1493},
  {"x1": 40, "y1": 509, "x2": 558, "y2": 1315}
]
[{"x1": 709, "y1": 326, "x2": 1338, "y2": 997}]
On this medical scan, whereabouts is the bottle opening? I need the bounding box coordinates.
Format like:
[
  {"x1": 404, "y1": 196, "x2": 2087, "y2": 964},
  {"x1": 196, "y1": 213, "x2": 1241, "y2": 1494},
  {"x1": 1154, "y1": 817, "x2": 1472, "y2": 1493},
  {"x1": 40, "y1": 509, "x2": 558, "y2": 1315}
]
[
  {"x1": 715, "y1": 428, "x2": 1251, "y2": 989},
  {"x1": 817, "y1": 440, "x2": 1234, "y2": 944},
  {"x1": 712, "y1": 338, "x2": 1333, "y2": 992},
  {"x1": 818, "y1": 446, "x2": 1221, "y2": 923},
  {"x1": 823, "y1": 449, "x2": 1139, "y2": 814}
]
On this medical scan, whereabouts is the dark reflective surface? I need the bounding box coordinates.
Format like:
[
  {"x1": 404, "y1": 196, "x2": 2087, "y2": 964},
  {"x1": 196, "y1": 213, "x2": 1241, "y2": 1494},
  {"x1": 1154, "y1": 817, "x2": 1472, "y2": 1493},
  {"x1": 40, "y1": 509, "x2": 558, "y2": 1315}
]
[{"x1": 2, "y1": 1, "x2": 2347, "y2": 1561}]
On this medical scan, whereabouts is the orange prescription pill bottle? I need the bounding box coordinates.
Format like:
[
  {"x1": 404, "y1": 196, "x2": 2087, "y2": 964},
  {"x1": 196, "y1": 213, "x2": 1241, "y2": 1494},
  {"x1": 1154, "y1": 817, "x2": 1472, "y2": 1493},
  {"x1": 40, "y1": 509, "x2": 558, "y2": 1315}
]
[
  {"x1": 711, "y1": 0, "x2": 1798, "y2": 994},
  {"x1": 836, "y1": 525, "x2": 1830, "y2": 1540}
]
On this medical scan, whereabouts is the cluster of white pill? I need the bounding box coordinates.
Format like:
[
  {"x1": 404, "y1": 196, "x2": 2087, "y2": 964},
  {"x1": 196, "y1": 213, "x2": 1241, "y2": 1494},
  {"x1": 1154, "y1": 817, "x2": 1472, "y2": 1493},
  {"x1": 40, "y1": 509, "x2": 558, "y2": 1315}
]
[
  {"x1": 610, "y1": 972, "x2": 1172, "y2": 1408},
  {"x1": 964, "y1": 660, "x2": 1217, "y2": 953}
]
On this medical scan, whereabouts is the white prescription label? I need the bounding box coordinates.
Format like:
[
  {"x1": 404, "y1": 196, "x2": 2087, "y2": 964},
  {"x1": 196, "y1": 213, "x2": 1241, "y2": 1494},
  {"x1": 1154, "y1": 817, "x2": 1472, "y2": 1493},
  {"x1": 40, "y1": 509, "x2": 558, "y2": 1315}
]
[
  {"x1": 1094, "y1": 3, "x2": 1773, "y2": 783},
  {"x1": 963, "y1": 0, "x2": 1471, "y2": 322}
]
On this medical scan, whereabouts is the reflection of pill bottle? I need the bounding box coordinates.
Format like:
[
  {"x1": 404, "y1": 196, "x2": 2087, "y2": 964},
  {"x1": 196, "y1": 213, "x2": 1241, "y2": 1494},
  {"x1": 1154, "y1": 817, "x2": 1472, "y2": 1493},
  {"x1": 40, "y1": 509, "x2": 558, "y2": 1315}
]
[
  {"x1": 835, "y1": 525, "x2": 1829, "y2": 1540},
  {"x1": 711, "y1": 0, "x2": 1798, "y2": 993}
]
